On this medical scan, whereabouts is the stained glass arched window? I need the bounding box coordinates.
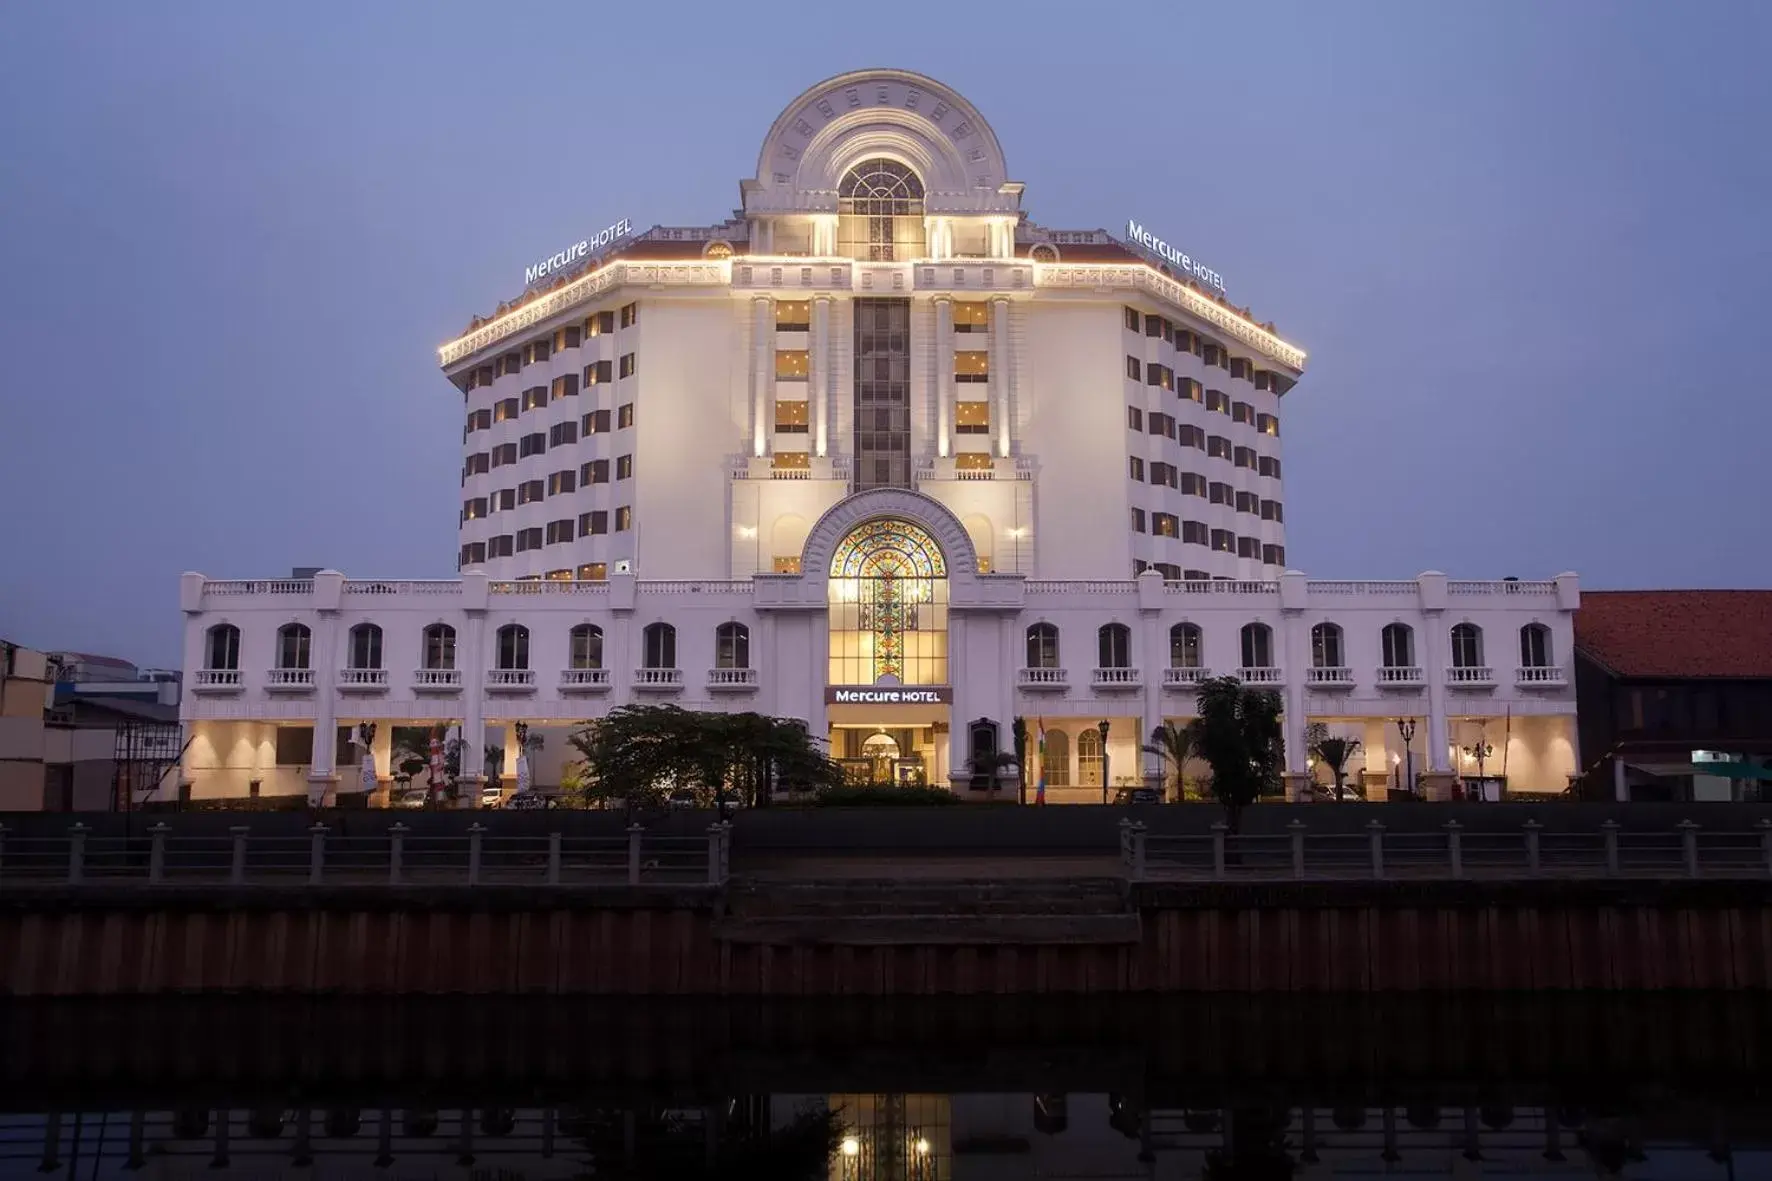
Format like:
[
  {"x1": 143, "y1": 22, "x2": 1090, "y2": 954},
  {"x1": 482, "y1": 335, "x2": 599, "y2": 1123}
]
[
  {"x1": 828, "y1": 519, "x2": 949, "y2": 686},
  {"x1": 838, "y1": 158, "x2": 926, "y2": 261}
]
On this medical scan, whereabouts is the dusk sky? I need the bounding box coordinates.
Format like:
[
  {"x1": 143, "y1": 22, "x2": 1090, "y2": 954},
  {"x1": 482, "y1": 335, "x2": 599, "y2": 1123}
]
[{"x1": 2, "y1": 1, "x2": 1768, "y2": 668}]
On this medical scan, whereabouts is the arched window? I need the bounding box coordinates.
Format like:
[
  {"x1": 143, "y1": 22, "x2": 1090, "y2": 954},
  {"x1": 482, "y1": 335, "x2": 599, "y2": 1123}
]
[
  {"x1": 205, "y1": 624, "x2": 240, "y2": 671},
  {"x1": 1240, "y1": 623, "x2": 1273, "y2": 669},
  {"x1": 347, "y1": 623, "x2": 382, "y2": 670},
  {"x1": 715, "y1": 622, "x2": 749, "y2": 670},
  {"x1": 1026, "y1": 623, "x2": 1060, "y2": 669},
  {"x1": 569, "y1": 624, "x2": 603, "y2": 670},
  {"x1": 1381, "y1": 623, "x2": 1415, "y2": 668},
  {"x1": 1077, "y1": 728, "x2": 1104, "y2": 788},
  {"x1": 422, "y1": 623, "x2": 456, "y2": 671},
  {"x1": 1098, "y1": 623, "x2": 1132, "y2": 669},
  {"x1": 643, "y1": 622, "x2": 676, "y2": 670},
  {"x1": 1311, "y1": 622, "x2": 1344, "y2": 669},
  {"x1": 276, "y1": 623, "x2": 310, "y2": 670},
  {"x1": 495, "y1": 624, "x2": 529, "y2": 671},
  {"x1": 1044, "y1": 729, "x2": 1071, "y2": 787},
  {"x1": 1450, "y1": 623, "x2": 1484, "y2": 668},
  {"x1": 1519, "y1": 623, "x2": 1552, "y2": 669},
  {"x1": 1169, "y1": 623, "x2": 1203, "y2": 669},
  {"x1": 838, "y1": 158, "x2": 925, "y2": 261},
  {"x1": 828, "y1": 519, "x2": 948, "y2": 685}
]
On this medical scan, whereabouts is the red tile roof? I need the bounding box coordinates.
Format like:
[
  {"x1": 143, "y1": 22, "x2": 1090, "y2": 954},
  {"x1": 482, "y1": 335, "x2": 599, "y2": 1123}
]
[{"x1": 1575, "y1": 590, "x2": 1772, "y2": 679}]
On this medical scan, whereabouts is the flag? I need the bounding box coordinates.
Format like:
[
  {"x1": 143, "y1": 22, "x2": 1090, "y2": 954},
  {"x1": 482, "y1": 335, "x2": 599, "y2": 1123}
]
[{"x1": 1035, "y1": 718, "x2": 1047, "y2": 805}]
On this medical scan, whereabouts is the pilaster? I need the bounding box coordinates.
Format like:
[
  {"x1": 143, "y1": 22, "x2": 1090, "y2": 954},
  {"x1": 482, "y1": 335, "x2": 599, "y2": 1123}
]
[
  {"x1": 751, "y1": 297, "x2": 772, "y2": 457},
  {"x1": 933, "y1": 296, "x2": 954, "y2": 458},
  {"x1": 990, "y1": 297, "x2": 1011, "y2": 457},
  {"x1": 811, "y1": 296, "x2": 832, "y2": 457}
]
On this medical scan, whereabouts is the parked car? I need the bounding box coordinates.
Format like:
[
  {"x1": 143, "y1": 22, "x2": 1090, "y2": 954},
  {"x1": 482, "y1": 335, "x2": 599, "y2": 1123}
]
[
  {"x1": 667, "y1": 788, "x2": 700, "y2": 810},
  {"x1": 480, "y1": 784, "x2": 504, "y2": 808},
  {"x1": 1114, "y1": 787, "x2": 1164, "y2": 805},
  {"x1": 502, "y1": 792, "x2": 549, "y2": 810}
]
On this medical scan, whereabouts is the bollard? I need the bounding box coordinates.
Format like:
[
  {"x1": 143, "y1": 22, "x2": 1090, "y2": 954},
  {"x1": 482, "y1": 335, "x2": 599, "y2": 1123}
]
[
  {"x1": 1445, "y1": 820, "x2": 1464, "y2": 880},
  {"x1": 547, "y1": 831, "x2": 562, "y2": 885},
  {"x1": 148, "y1": 822, "x2": 169, "y2": 883},
  {"x1": 1367, "y1": 819, "x2": 1386, "y2": 880},
  {"x1": 1523, "y1": 820, "x2": 1543, "y2": 874},
  {"x1": 1210, "y1": 822, "x2": 1228, "y2": 880},
  {"x1": 467, "y1": 822, "x2": 485, "y2": 885},
  {"x1": 67, "y1": 823, "x2": 88, "y2": 885},
  {"x1": 707, "y1": 824, "x2": 724, "y2": 885},
  {"x1": 1601, "y1": 820, "x2": 1621, "y2": 877},
  {"x1": 1759, "y1": 820, "x2": 1772, "y2": 879},
  {"x1": 627, "y1": 823, "x2": 643, "y2": 885},
  {"x1": 229, "y1": 826, "x2": 250, "y2": 884},
  {"x1": 1678, "y1": 819, "x2": 1700, "y2": 879},
  {"x1": 1288, "y1": 819, "x2": 1307, "y2": 880},
  {"x1": 1131, "y1": 821, "x2": 1147, "y2": 882},
  {"x1": 308, "y1": 824, "x2": 328, "y2": 886},
  {"x1": 388, "y1": 823, "x2": 408, "y2": 885}
]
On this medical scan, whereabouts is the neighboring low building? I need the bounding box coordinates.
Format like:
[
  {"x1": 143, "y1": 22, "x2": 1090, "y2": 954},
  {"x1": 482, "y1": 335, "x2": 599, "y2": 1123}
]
[{"x1": 1574, "y1": 590, "x2": 1772, "y2": 801}]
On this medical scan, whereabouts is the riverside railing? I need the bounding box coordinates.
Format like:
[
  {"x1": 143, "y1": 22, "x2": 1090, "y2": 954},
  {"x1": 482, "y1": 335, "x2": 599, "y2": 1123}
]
[
  {"x1": 0, "y1": 822, "x2": 735, "y2": 888},
  {"x1": 1118, "y1": 818, "x2": 1772, "y2": 883}
]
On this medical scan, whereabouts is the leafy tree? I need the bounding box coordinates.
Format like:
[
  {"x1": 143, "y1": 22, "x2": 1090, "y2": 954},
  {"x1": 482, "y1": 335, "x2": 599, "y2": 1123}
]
[
  {"x1": 1190, "y1": 676, "x2": 1283, "y2": 830},
  {"x1": 1142, "y1": 721, "x2": 1199, "y2": 801},
  {"x1": 1306, "y1": 722, "x2": 1362, "y2": 801}
]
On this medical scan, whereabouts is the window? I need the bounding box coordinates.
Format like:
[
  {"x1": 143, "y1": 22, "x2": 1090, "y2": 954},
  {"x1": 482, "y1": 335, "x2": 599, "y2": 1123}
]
[
  {"x1": 1450, "y1": 623, "x2": 1484, "y2": 668},
  {"x1": 1520, "y1": 623, "x2": 1553, "y2": 668},
  {"x1": 1144, "y1": 313, "x2": 1166, "y2": 338},
  {"x1": 348, "y1": 623, "x2": 382, "y2": 670},
  {"x1": 1077, "y1": 727, "x2": 1103, "y2": 788},
  {"x1": 1235, "y1": 491, "x2": 1260, "y2": 514},
  {"x1": 496, "y1": 624, "x2": 529, "y2": 670},
  {"x1": 1178, "y1": 377, "x2": 1203, "y2": 404},
  {"x1": 489, "y1": 443, "x2": 516, "y2": 469},
  {"x1": 1234, "y1": 446, "x2": 1257, "y2": 470},
  {"x1": 1203, "y1": 342, "x2": 1228, "y2": 369},
  {"x1": 776, "y1": 400, "x2": 809, "y2": 432},
  {"x1": 1170, "y1": 623, "x2": 1202, "y2": 669},
  {"x1": 776, "y1": 300, "x2": 811, "y2": 331},
  {"x1": 1125, "y1": 356, "x2": 1142, "y2": 382},
  {"x1": 522, "y1": 386, "x2": 547, "y2": 412},
  {"x1": 555, "y1": 324, "x2": 582, "y2": 351},
  {"x1": 715, "y1": 622, "x2": 750, "y2": 669},
  {"x1": 955, "y1": 302, "x2": 989, "y2": 332},
  {"x1": 955, "y1": 351, "x2": 989, "y2": 382},
  {"x1": 1152, "y1": 512, "x2": 1178, "y2": 538},
  {"x1": 586, "y1": 310, "x2": 615, "y2": 336},
  {"x1": 619, "y1": 302, "x2": 638, "y2": 329},
  {"x1": 1128, "y1": 456, "x2": 1145, "y2": 481},
  {"x1": 776, "y1": 350, "x2": 810, "y2": 381},
  {"x1": 1260, "y1": 499, "x2": 1283, "y2": 522},
  {"x1": 1258, "y1": 456, "x2": 1282, "y2": 479},
  {"x1": 524, "y1": 339, "x2": 550, "y2": 364},
  {"x1": 1209, "y1": 481, "x2": 1232, "y2": 505},
  {"x1": 1179, "y1": 424, "x2": 1207, "y2": 450},
  {"x1": 1311, "y1": 622, "x2": 1343, "y2": 669},
  {"x1": 583, "y1": 360, "x2": 611, "y2": 386},
  {"x1": 1098, "y1": 623, "x2": 1132, "y2": 668},
  {"x1": 1151, "y1": 462, "x2": 1178, "y2": 488},
  {"x1": 1211, "y1": 528, "x2": 1235, "y2": 553},
  {"x1": 1182, "y1": 520, "x2": 1209, "y2": 545},
  {"x1": 1206, "y1": 389, "x2": 1230, "y2": 414},
  {"x1": 581, "y1": 459, "x2": 610, "y2": 485},
  {"x1": 569, "y1": 624, "x2": 603, "y2": 670},
  {"x1": 1207, "y1": 436, "x2": 1232, "y2": 460},
  {"x1": 1149, "y1": 411, "x2": 1176, "y2": 437},
  {"x1": 955, "y1": 401, "x2": 989, "y2": 433},
  {"x1": 617, "y1": 403, "x2": 634, "y2": 429},
  {"x1": 582, "y1": 409, "x2": 611, "y2": 436},
  {"x1": 615, "y1": 506, "x2": 632, "y2": 531},
  {"x1": 459, "y1": 541, "x2": 486, "y2": 567},
  {"x1": 1146, "y1": 363, "x2": 1174, "y2": 391},
  {"x1": 1026, "y1": 623, "x2": 1060, "y2": 669},
  {"x1": 462, "y1": 497, "x2": 487, "y2": 522},
  {"x1": 274, "y1": 726, "x2": 315, "y2": 766},
  {"x1": 838, "y1": 157, "x2": 926, "y2": 260},
  {"x1": 1237, "y1": 536, "x2": 1259, "y2": 559},
  {"x1": 1381, "y1": 623, "x2": 1415, "y2": 668},
  {"x1": 1124, "y1": 307, "x2": 1141, "y2": 332},
  {"x1": 1257, "y1": 413, "x2": 1279, "y2": 437},
  {"x1": 642, "y1": 622, "x2": 676, "y2": 669},
  {"x1": 1180, "y1": 472, "x2": 1206, "y2": 497},
  {"x1": 1232, "y1": 401, "x2": 1255, "y2": 425},
  {"x1": 515, "y1": 526, "x2": 543, "y2": 552},
  {"x1": 1154, "y1": 562, "x2": 1181, "y2": 580},
  {"x1": 422, "y1": 624, "x2": 455, "y2": 670},
  {"x1": 1130, "y1": 507, "x2": 1146, "y2": 532},
  {"x1": 545, "y1": 519, "x2": 574, "y2": 545},
  {"x1": 205, "y1": 624, "x2": 240, "y2": 670},
  {"x1": 276, "y1": 623, "x2": 310, "y2": 670},
  {"x1": 548, "y1": 470, "x2": 576, "y2": 496},
  {"x1": 549, "y1": 421, "x2": 578, "y2": 447},
  {"x1": 578, "y1": 510, "x2": 608, "y2": 536},
  {"x1": 1230, "y1": 357, "x2": 1251, "y2": 380},
  {"x1": 773, "y1": 451, "x2": 810, "y2": 472},
  {"x1": 1127, "y1": 407, "x2": 1143, "y2": 432},
  {"x1": 464, "y1": 452, "x2": 490, "y2": 478},
  {"x1": 519, "y1": 433, "x2": 546, "y2": 458},
  {"x1": 488, "y1": 534, "x2": 514, "y2": 558},
  {"x1": 1262, "y1": 544, "x2": 1286, "y2": 565},
  {"x1": 494, "y1": 397, "x2": 519, "y2": 422},
  {"x1": 616, "y1": 454, "x2": 633, "y2": 480},
  {"x1": 1240, "y1": 622, "x2": 1274, "y2": 669},
  {"x1": 517, "y1": 480, "x2": 544, "y2": 505},
  {"x1": 499, "y1": 351, "x2": 521, "y2": 376},
  {"x1": 773, "y1": 556, "x2": 802, "y2": 574},
  {"x1": 465, "y1": 408, "x2": 491, "y2": 433},
  {"x1": 577, "y1": 562, "x2": 607, "y2": 581},
  {"x1": 492, "y1": 488, "x2": 516, "y2": 512},
  {"x1": 618, "y1": 352, "x2": 636, "y2": 378}
]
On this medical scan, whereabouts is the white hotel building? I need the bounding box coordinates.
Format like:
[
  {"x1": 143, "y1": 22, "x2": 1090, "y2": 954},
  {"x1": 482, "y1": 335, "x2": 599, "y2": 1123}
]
[{"x1": 176, "y1": 68, "x2": 1579, "y2": 804}]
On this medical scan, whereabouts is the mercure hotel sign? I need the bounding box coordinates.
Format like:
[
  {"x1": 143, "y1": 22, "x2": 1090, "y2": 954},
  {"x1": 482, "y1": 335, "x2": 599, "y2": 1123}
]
[
  {"x1": 524, "y1": 218, "x2": 633, "y2": 286},
  {"x1": 1125, "y1": 219, "x2": 1226, "y2": 294},
  {"x1": 826, "y1": 687, "x2": 952, "y2": 705}
]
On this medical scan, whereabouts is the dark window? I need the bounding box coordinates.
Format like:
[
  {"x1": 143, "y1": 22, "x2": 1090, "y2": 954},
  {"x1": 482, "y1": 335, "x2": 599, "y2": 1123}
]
[
  {"x1": 617, "y1": 403, "x2": 634, "y2": 429},
  {"x1": 619, "y1": 302, "x2": 638, "y2": 328},
  {"x1": 1240, "y1": 623, "x2": 1273, "y2": 668},
  {"x1": 519, "y1": 433, "x2": 546, "y2": 458},
  {"x1": 552, "y1": 373, "x2": 580, "y2": 399},
  {"x1": 1098, "y1": 623, "x2": 1132, "y2": 668},
  {"x1": 1450, "y1": 623, "x2": 1484, "y2": 668},
  {"x1": 1381, "y1": 624, "x2": 1414, "y2": 668},
  {"x1": 491, "y1": 443, "x2": 517, "y2": 468},
  {"x1": 205, "y1": 624, "x2": 239, "y2": 671},
  {"x1": 1182, "y1": 520, "x2": 1209, "y2": 545},
  {"x1": 1127, "y1": 406, "x2": 1144, "y2": 432},
  {"x1": 1520, "y1": 623, "x2": 1552, "y2": 668},
  {"x1": 549, "y1": 421, "x2": 578, "y2": 447},
  {"x1": 583, "y1": 360, "x2": 612, "y2": 386},
  {"x1": 1130, "y1": 507, "x2": 1146, "y2": 532},
  {"x1": 488, "y1": 534, "x2": 514, "y2": 558},
  {"x1": 1211, "y1": 528, "x2": 1235, "y2": 553},
  {"x1": 1027, "y1": 623, "x2": 1060, "y2": 669},
  {"x1": 583, "y1": 409, "x2": 611, "y2": 435},
  {"x1": 1262, "y1": 544, "x2": 1285, "y2": 565},
  {"x1": 1128, "y1": 456, "x2": 1145, "y2": 481},
  {"x1": 276, "y1": 623, "x2": 310, "y2": 670},
  {"x1": 496, "y1": 624, "x2": 529, "y2": 670},
  {"x1": 1237, "y1": 536, "x2": 1259, "y2": 559},
  {"x1": 715, "y1": 622, "x2": 749, "y2": 670},
  {"x1": 522, "y1": 386, "x2": 547, "y2": 412},
  {"x1": 1311, "y1": 622, "x2": 1343, "y2": 668},
  {"x1": 423, "y1": 624, "x2": 456, "y2": 670},
  {"x1": 458, "y1": 542, "x2": 486, "y2": 567},
  {"x1": 347, "y1": 623, "x2": 382, "y2": 670},
  {"x1": 545, "y1": 519, "x2": 574, "y2": 545},
  {"x1": 616, "y1": 454, "x2": 633, "y2": 480},
  {"x1": 1170, "y1": 623, "x2": 1202, "y2": 668},
  {"x1": 581, "y1": 459, "x2": 610, "y2": 485},
  {"x1": 1152, "y1": 512, "x2": 1178, "y2": 537},
  {"x1": 517, "y1": 479, "x2": 544, "y2": 505},
  {"x1": 1209, "y1": 481, "x2": 1232, "y2": 505},
  {"x1": 1207, "y1": 436, "x2": 1232, "y2": 460},
  {"x1": 1125, "y1": 355, "x2": 1142, "y2": 381},
  {"x1": 643, "y1": 622, "x2": 676, "y2": 669},
  {"x1": 618, "y1": 353, "x2": 636, "y2": 378},
  {"x1": 548, "y1": 470, "x2": 576, "y2": 496},
  {"x1": 579, "y1": 510, "x2": 609, "y2": 536},
  {"x1": 1235, "y1": 491, "x2": 1260, "y2": 514},
  {"x1": 570, "y1": 624, "x2": 603, "y2": 670}
]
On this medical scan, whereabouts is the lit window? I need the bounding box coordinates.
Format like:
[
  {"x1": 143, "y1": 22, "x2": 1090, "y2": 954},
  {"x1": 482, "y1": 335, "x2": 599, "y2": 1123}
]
[
  {"x1": 715, "y1": 622, "x2": 750, "y2": 670},
  {"x1": 576, "y1": 563, "x2": 607, "y2": 581},
  {"x1": 615, "y1": 506, "x2": 632, "y2": 531},
  {"x1": 775, "y1": 400, "x2": 809, "y2": 433},
  {"x1": 617, "y1": 403, "x2": 634, "y2": 429},
  {"x1": 955, "y1": 452, "x2": 992, "y2": 470},
  {"x1": 775, "y1": 350, "x2": 809, "y2": 381},
  {"x1": 616, "y1": 454, "x2": 633, "y2": 480},
  {"x1": 954, "y1": 351, "x2": 989, "y2": 382},
  {"x1": 954, "y1": 402, "x2": 990, "y2": 434},
  {"x1": 773, "y1": 451, "x2": 810, "y2": 472},
  {"x1": 775, "y1": 301, "x2": 810, "y2": 331},
  {"x1": 954, "y1": 302, "x2": 989, "y2": 332},
  {"x1": 772, "y1": 556, "x2": 803, "y2": 574}
]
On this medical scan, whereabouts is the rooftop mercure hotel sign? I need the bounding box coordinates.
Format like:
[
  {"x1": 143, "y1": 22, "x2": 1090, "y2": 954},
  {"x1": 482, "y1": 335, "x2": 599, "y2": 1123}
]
[
  {"x1": 524, "y1": 218, "x2": 632, "y2": 286},
  {"x1": 1126, "y1": 219, "x2": 1226, "y2": 294}
]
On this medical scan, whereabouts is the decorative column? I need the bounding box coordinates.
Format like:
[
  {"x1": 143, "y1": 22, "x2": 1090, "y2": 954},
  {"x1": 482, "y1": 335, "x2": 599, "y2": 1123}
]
[
  {"x1": 459, "y1": 612, "x2": 487, "y2": 808},
  {"x1": 933, "y1": 296, "x2": 954, "y2": 458},
  {"x1": 1422, "y1": 619, "x2": 1453, "y2": 801},
  {"x1": 811, "y1": 296, "x2": 832, "y2": 457},
  {"x1": 990, "y1": 297, "x2": 1011, "y2": 457},
  {"x1": 1281, "y1": 617, "x2": 1310, "y2": 802},
  {"x1": 751, "y1": 297, "x2": 773, "y2": 458},
  {"x1": 306, "y1": 573, "x2": 344, "y2": 805}
]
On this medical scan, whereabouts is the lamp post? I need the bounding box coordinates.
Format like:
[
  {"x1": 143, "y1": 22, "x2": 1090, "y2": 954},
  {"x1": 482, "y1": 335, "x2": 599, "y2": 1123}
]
[
  {"x1": 1098, "y1": 719, "x2": 1111, "y2": 805},
  {"x1": 1395, "y1": 717, "x2": 1417, "y2": 799}
]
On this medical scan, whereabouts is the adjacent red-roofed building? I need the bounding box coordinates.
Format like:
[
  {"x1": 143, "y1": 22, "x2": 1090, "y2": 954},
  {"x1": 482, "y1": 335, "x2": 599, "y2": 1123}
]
[{"x1": 1574, "y1": 590, "x2": 1772, "y2": 801}]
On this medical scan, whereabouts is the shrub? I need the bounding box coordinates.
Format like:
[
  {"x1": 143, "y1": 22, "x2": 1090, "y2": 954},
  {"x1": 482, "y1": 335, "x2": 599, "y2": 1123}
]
[{"x1": 813, "y1": 783, "x2": 960, "y2": 807}]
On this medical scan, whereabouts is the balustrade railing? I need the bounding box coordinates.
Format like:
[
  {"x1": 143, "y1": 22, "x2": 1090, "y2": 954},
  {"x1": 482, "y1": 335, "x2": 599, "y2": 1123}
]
[
  {"x1": 264, "y1": 668, "x2": 315, "y2": 689},
  {"x1": 633, "y1": 668, "x2": 685, "y2": 688},
  {"x1": 191, "y1": 669, "x2": 242, "y2": 690},
  {"x1": 1305, "y1": 666, "x2": 1353, "y2": 686},
  {"x1": 337, "y1": 668, "x2": 388, "y2": 689},
  {"x1": 1017, "y1": 667, "x2": 1069, "y2": 688},
  {"x1": 484, "y1": 669, "x2": 536, "y2": 689},
  {"x1": 412, "y1": 668, "x2": 463, "y2": 690},
  {"x1": 1091, "y1": 667, "x2": 1142, "y2": 687},
  {"x1": 1162, "y1": 667, "x2": 1211, "y2": 688},
  {"x1": 707, "y1": 668, "x2": 760, "y2": 689},
  {"x1": 1446, "y1": 665, "x2": 1496, "y2": 686},
  {"x1": 1515, "y1": 665, "x2": 1567, "y2": 686},
  {"x1": 1376, "y1": 665, "x2": 1424, "y2": 686},
  {"x1": 1237, "y1": 667, "x2": 1284, "y2": 684}
]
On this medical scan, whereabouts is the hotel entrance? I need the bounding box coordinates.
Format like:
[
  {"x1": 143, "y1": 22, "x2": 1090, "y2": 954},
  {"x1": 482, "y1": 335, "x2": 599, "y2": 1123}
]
[{"x1": 826, "y1": 693, "x2": 952, "y2": 787}]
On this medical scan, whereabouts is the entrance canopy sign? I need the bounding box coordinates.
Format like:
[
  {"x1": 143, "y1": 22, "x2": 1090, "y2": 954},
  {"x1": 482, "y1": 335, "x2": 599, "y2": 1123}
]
[{"x1": 827, "y1": 686, "x2": 952, "y2": 705}]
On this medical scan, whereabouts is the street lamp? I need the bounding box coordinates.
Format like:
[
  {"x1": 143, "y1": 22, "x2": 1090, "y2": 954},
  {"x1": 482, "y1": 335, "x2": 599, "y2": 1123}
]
[
  {"x1": 1395, "y1": 717, "x2": 1417, "y2": 798},
  {"x1": 1098, "y1": 719, "x2": 1111, "y2": 804}
]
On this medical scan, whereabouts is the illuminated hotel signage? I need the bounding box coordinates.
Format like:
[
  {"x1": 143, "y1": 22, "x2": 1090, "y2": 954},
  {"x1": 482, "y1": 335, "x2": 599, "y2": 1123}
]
[
  {"x1": 524, "y1": 218, "x2": 633, "y2": 286},
  {"x1": 827, "y1": 686, "x2": 952, "y2": 705},
  {"x1": 1125, "y1": 219, "x2": 1226, "y2": 294}
]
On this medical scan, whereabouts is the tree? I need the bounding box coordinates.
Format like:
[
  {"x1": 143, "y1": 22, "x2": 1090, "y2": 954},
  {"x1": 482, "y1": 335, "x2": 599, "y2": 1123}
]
[
  {"x1": 1011, "y1": 717, "x2": 1030, "y2": 806},
  {"x1": 1306, "y1": 723, "x2": 1362, "y2": 802},
  {"x1": 1142, "y1": 721, "x2": 1199, "y2": 802},
  {"x1": 970, "y1": 750, "x2": 1021, "y2": 798},
  {"x1": 1191, "y1": 676, "x2": 1283, "y2": 830}
]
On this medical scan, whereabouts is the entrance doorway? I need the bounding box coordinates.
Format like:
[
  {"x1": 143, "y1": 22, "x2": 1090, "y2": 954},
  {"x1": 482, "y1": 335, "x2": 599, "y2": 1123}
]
[{"x1": 828, "y1": 706, "x2": 951, "y2": 788}]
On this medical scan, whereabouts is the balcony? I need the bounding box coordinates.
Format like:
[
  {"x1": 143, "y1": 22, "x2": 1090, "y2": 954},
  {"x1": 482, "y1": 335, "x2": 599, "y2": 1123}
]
[
  {"x1": 412, "y1": 668, "x2": 463, "y2": 693},
  {"x1": 265, "y1": 668, "x2": 315, "y2": 694},
  {"x1": 1376, "y1": 665, "x2": 1425, "y2": 689},
  {"x1": 1516, "y1": 665, "x2": 1568, "y2": 689},
  {"x1": 191, "y1": 669, "x2": 243, "y2": 694},
  {"x1": 1091, "y1": 667, "x2": 1142, "y2": 691},
  {"x1": 1162, "y1": 667, "x2": 1211, "y2": 691},
  {"x1": 485, "y1": 669, "x2": 536, "y2": 693},
  {"x1": 560, "y1": 668, "x2": 612, "y2": 693},
  {"x1": 1017, "y1": 667, "x2": 1069, "y2": 691},
  {"x1": 1305, "y1": 666, "x2": 1354, "y2": 689},
  {"x1": 633, "y1": 668, "x2": 685, "y2": 692},
  {"x1": 1446, "y1": 665, "x2": 1497, "y2": 688},
  {"x1": 1237, "y1": 667, "x2": 1284, "y2": 685},
  {"x1": 707, "y1": 667, "x2": 760, "y2": 692},
  {"x1": 337, "y1": 668, "x2": 389, "y2": 693}
]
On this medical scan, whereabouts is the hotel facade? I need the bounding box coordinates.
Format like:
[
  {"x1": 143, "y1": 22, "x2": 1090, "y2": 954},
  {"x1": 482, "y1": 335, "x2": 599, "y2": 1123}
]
[{"x1": 176, "y1": 69, "x2": 1580, "y2": 803}]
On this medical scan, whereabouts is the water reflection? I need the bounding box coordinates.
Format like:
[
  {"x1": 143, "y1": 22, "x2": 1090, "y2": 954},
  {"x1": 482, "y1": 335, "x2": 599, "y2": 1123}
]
[{"x1": 1, "y1": 994, "x2": 1767, "y2": 1178}]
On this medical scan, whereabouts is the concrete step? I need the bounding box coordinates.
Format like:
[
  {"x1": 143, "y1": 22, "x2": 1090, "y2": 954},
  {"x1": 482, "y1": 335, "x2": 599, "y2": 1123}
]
[{"x1": 712, "y1": 913, "x2": 1144, "y2": 946}]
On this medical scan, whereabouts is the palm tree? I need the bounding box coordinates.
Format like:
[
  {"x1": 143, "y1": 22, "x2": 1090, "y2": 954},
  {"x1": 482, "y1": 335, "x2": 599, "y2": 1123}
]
[
  {"x1": 1306, "y1": 724, "x2": 1362, "y2": 801},
  {"x1": 971, "y1": 750, "x2": 1021, "y2": 798},
  {"x1": 1142, "y1": 721, "x2": 1199, "y2": 802},
  {"x1": 1191, "y1": 676, "x2": 1284, "y2": 832}
]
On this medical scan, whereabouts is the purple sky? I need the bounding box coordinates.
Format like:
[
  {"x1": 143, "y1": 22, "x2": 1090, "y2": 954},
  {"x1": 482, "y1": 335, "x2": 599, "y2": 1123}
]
[{"x1": 2, "y1": 1, "x2": 1769, "y2": 668}]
